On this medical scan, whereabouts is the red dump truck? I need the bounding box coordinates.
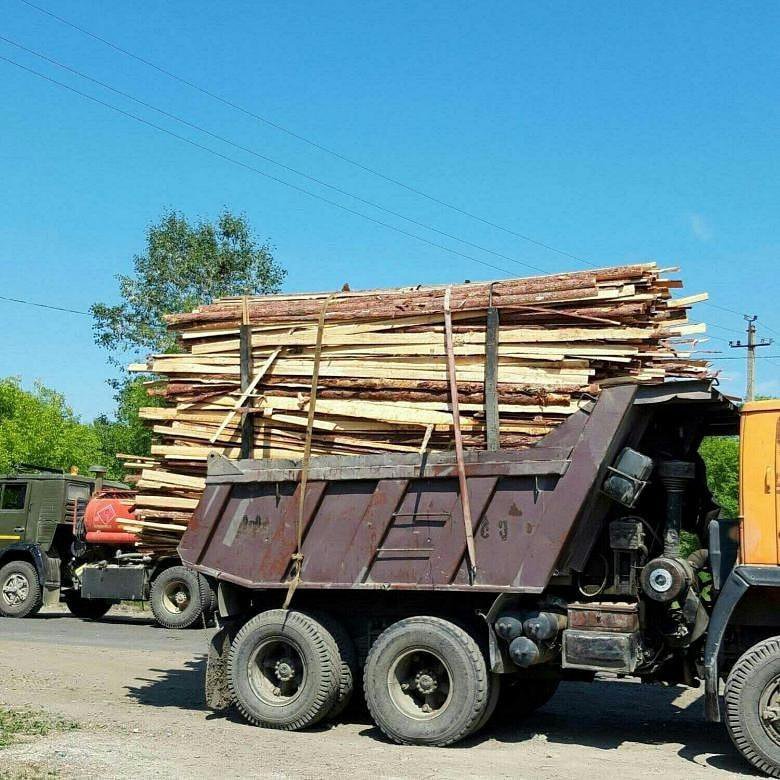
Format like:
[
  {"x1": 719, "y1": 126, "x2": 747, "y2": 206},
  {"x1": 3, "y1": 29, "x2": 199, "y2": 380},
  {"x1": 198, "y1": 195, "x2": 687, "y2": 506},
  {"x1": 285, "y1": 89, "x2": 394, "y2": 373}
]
[{"x1": 179, "y1": 380, "x2": 780, "y2": 776}]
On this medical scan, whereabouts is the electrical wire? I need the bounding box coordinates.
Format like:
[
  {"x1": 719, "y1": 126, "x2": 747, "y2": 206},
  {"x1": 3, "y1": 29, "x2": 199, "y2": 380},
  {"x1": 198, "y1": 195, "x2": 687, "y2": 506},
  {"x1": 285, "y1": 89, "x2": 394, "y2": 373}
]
[
  {"x1": 0, "y1": 34, "x2": 549, "y2": 275},
  {"x1": 0, "y1": 53, "x2": 521, "y2": 278},
  {"x1": 709, "y1": 354, "x2": 780, "y2": 360},
  {"x1": 0, "y1": 293, "x2": 89, "y2": 315},
  {"x1": 16, "y1": 0, "x2": 596, "y2": 269},
  {"x1": 9, "y1": 3, "x2": 779, "y2": 333}
]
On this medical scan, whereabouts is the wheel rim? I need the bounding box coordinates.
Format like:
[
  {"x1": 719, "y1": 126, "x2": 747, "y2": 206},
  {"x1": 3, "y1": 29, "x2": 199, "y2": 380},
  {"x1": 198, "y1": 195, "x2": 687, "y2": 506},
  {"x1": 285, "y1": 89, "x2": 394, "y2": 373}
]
[
  {"x1": 387, "y1": 647, "x2": 453, "y2": 720},
  {"x1": 759, "y1": 674, "x2": 780, "y2": 746},
  {"x1": 162, "y1": 579, "x2": 191, "y2": 614},
  {"x1": 2, "y1": 573, "x2": 30, "y2": 607},
  {"x1": 247, "y1": 638, "x2": 307, "y2": 707}
]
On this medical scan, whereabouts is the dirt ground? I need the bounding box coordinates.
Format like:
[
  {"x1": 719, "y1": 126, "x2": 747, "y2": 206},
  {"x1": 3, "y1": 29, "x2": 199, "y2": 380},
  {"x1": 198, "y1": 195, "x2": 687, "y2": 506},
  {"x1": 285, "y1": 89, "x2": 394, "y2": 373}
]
[{"x1": 0, "y1": 606, "x2": 759, "y2": 779}]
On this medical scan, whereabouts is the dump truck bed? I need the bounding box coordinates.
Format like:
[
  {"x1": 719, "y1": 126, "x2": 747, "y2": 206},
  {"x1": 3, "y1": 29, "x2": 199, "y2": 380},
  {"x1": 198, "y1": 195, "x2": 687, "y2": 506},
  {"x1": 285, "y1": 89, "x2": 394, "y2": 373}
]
[{"x1": 179, "y1": 381, "x2": 737, "y2": 594}]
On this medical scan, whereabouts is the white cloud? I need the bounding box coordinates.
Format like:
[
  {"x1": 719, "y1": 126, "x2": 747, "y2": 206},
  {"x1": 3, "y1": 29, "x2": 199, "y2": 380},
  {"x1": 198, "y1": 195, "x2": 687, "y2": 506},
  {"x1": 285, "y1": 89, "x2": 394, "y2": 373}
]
[{"x1": 689, "y1": 213, "x2": 712, "y2": 241}]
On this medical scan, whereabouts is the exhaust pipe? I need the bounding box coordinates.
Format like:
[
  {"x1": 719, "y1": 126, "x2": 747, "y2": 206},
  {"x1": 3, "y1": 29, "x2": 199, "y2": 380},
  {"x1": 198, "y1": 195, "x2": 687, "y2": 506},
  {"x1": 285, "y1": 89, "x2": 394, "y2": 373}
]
[
  {"x1": 657, "y1": 461, "x2": 694, "y2": 557},
  {"x1": 89, "y1": 465, "x2": 107, "y2": 496}
]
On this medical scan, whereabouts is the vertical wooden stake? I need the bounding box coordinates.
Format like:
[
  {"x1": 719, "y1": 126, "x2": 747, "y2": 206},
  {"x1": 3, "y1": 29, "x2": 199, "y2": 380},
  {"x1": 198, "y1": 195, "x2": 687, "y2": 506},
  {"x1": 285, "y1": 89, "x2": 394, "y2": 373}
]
[
  {"x1": 239, "y1": 296, "x2": 253, "y2": 460},
  {"x1": 443, "y1": 287, "x2": 477, "y2": 583},
  {"x1": 484, "y1": 300, "x2": 500, "y2": 451}
]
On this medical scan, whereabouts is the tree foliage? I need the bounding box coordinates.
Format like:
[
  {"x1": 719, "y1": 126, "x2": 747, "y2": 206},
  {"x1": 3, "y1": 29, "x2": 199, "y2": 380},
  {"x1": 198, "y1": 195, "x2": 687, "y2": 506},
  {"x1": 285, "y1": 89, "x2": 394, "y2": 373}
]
[
  {"x1": 91, "y1": 209, "x2": 286, "y2": 359},
  {"x1": 0, "y1": 378, "x2": 103, "y2": 475},
  {"x1": 92, "y1": 377, "x2": 164, "y2": 479},
  {"x1": 88, "y1": 209, "x2": 286, "y2": 477},
  {"x1": 699, "y1": 436, "x2": 740, "y2": 518}
]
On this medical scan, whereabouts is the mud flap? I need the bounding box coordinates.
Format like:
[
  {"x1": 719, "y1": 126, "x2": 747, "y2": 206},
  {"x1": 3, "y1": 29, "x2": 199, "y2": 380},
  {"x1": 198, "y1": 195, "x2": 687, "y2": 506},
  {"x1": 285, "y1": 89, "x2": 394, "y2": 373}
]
[{"x1": 205, "y1": 628, "x2": 234, "y2": 711}]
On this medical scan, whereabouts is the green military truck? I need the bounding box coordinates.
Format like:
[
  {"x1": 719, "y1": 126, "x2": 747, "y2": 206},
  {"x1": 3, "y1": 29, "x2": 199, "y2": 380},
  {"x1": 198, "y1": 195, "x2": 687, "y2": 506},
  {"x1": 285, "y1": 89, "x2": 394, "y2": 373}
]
[{"x1": 0, "y1": 465, "x2": 214, "y2": 627}]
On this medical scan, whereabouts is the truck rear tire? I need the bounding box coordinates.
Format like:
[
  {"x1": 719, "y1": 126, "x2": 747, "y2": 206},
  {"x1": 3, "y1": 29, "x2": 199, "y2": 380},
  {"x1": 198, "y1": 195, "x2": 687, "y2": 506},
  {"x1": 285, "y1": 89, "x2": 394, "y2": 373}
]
[
  {"x1": 150, "y1": 566, "x2": 207, "y2": 629},
  {"x1": 364, "y1": 616, "x2": 490, "y2": 746},
  {"x1": 0, "y1": 560, "x2": 42, "y2": 618},
  {"x1": 311, "y1": 612, "x2": 357, "y2": 720},
  {"x1": 228, "y1": 609, "x2": 340, "y2": 730},
  {"x1": 725, "y1": 636, "x2": 780, "y2": 778},
  {"x1": 64, "y1": 591, "x2": 113, "y2": 621},
  {"x1": 469, "y1": 673, "x2": 501, "y2": 736}
]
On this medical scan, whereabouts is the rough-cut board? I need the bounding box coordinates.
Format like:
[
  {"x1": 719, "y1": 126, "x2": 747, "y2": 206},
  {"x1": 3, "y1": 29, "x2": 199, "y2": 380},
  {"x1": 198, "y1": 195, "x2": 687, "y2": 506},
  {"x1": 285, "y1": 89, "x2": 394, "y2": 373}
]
[{"x1": 119, "y1": 263, "x2": 713, "y2": 555}]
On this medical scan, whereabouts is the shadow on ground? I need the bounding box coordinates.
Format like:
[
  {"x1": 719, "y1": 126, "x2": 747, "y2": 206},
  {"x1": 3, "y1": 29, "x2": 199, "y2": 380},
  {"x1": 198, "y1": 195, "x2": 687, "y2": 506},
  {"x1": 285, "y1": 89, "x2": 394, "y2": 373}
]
[
  {"x1": 360, "y1": 679, "x2": 758, "y2": 776},
  {"x1": 125, "y1": 656, "x2": 209, "y2": 710},
  {"x1": 122, "y1": 660, "x2": 759, "y2": 776},
  {"x1": 35, "y1": 612, "x2": 155, "y2": 626}
]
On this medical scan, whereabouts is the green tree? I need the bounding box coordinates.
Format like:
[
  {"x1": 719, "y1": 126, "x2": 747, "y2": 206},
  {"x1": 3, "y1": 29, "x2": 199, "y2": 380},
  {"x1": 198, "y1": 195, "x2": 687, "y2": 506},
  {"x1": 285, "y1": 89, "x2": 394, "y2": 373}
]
[
  {"x1": 91, "y1": 209, "x2": 285, "y2": 359},
  {"x1": 0, "y1": 378, "x2": 103, "y2": 474},
  {"x1": 699, "y1": 436, "x2": 740, "y2": 518},
  {"x1": 92, "y1": 377, "x2": 163, "y2": 480},
  {"x1": 90, "y1": 209, "x2": 286, "y2": 477}
]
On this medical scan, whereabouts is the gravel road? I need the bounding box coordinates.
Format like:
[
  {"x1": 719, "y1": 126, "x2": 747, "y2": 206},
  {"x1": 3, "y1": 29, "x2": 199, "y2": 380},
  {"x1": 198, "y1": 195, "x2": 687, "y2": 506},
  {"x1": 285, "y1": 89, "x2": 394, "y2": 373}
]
[{"x1": 0, "y1": 607, "x2": 758, "y2": 779}]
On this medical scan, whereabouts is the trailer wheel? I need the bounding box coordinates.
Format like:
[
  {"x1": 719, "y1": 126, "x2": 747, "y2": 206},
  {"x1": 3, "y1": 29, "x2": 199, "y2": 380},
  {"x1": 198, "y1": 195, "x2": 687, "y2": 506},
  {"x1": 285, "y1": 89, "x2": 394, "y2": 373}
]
[
  {"x1": 0, "y1": 560, "x2": 42, "y2": 618},
  {"x1": 64, "y1": 591, "x2": 113, "y2": 621},
  {"x1": 725, "y1": 636, "x2": 780, "y2": 778},
  {"x1": 364, "y1": 616, "x2": 489, "y2": 746},
  {"x1": 150, "y1": 566, "x2": 207, "y2": 629},
  {"x1": 228, "y1": 609, "x2": 340, "y2": 730},
  {"x1": 311, "y1": 613, "x2": 357, "y2": 720},
  {"x1": 495, "y1": 677, "x2": 560, "y2": 719}
]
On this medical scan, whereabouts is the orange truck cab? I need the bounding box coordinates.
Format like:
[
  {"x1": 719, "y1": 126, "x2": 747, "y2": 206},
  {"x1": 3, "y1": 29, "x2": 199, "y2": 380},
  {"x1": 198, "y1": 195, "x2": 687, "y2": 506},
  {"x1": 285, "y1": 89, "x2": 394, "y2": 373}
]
[
  {"x1": 739, "y1": 399, "x2": 780, "y2": 566},
  {"x1": 703, "y1": 399, "x2": 780, "y2": 775}
]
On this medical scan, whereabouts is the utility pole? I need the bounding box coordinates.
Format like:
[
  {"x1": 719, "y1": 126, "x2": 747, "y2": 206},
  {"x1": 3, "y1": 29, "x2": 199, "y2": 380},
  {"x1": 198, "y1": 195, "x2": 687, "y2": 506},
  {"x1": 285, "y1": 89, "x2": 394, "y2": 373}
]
[{"x1": 729, "y1": 315, "x2": 773, "y2": 401}]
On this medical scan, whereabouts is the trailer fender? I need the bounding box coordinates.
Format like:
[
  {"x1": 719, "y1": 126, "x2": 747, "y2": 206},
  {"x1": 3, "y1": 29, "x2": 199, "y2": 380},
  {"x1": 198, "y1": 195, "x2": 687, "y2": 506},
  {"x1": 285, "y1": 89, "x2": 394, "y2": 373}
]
[
  {"x1": 205, "y1": 627, "x2": 233, "y2": 711},
  {"x1": 483, "y1": 593, "x2": 517, "y2": 673},
  {"x1": 703, "y1": 565, "x2": 780, "y2": 721},
  {"x1": 217, "y1": 580, "x2": 251, "y2": 618},
  {"x1": 0, "y1": 542, "x2": 60, "y2": 606}
]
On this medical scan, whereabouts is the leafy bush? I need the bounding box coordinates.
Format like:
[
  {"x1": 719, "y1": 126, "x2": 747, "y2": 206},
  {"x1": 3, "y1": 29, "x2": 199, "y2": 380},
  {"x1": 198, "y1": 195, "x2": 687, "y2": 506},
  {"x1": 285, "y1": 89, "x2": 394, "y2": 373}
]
[
  {"x1": 699, "y1": 436, "x2": 740, "y2": 518},
  {"x1": 0, "y1": 378, "x2": 103, "y2": 475}
]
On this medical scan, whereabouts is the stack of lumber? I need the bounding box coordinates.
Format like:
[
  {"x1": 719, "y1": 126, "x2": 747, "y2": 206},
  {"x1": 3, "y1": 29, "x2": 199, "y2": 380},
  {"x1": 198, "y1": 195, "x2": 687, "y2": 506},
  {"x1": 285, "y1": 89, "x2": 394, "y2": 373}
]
[{"x1": 122, "y1": 263, "x2": 711, "y2": 554}]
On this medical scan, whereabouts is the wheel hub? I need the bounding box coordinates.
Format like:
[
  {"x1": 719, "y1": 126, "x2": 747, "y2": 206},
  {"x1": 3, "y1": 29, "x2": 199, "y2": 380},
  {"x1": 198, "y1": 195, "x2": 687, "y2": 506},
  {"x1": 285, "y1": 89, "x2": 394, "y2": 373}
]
[
  {"x1": 414, "y1": 670, "x2": 438, "y2": 695},
  {"x1": 759, "y1": 676, "x2": 780, "y2": 746},
  {"x1": 274, "y1": 659, "x2": 297, "y2": 683},
  {"x1": 249, "y1": 638, "x2": 306, "y2": 706},
  {"x1": 388, "y1": 649, "x2": 453, "y2": 721},
  {"x1": 2, "y1": 574, "x2": 29, "y2": 606},
  {"x1": 162, "y1": 580, "x2": 191, "y2": 614}
]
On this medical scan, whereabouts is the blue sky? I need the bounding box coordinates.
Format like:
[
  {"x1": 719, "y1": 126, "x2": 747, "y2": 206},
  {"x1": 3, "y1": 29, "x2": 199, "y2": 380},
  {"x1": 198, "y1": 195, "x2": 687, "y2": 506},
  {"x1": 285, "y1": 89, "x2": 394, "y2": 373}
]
[{"x1": 1, "y1": 0, "x2": 779, "y2": 419}]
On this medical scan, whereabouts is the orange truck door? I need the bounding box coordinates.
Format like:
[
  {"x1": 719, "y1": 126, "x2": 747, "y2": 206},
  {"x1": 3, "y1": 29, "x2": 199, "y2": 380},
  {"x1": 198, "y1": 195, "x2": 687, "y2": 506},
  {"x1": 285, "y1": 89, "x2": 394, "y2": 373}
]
[{"x1": 739, "y1": 400, "x2": 780, "y2": 565}]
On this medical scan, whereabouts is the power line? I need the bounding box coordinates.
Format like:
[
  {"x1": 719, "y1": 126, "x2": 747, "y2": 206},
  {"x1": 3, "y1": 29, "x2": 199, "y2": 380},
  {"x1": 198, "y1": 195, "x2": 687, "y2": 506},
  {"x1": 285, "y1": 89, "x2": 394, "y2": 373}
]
[
  {"x1": 710, "y1": 355, "x2": 780, "y2": 361},
  {"x1": 16, "y1": 0, "x2": 596, "y2": 269},
  {"x1": 0, "y1": 34, "x2": 548, "y2": 275},
  {"x1": 0, "y1": 293, "x2": 89, "y2": 315},
  {"x1": 702, "y1": 300, "x2": 746, "y2": 318},
  {"x1": 0, "y1": 54, "x2": 524, "y2": 279},
  {"x1": 707, "y1": 322, "x2": 744, "y2": 336},
  {"x1": 10, "y1": 2, "x2": 780, "y2": 336}
]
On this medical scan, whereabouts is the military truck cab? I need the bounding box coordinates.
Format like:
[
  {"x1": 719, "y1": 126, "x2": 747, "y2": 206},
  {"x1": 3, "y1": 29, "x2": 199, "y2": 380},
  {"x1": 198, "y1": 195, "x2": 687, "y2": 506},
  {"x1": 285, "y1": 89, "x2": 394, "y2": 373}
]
[
  {"x1": 0, "y1": 466, "x2": 122, "y2": 618},
  {"x1": 0, "y1": 465, "x2": 214, "y2": 627}
]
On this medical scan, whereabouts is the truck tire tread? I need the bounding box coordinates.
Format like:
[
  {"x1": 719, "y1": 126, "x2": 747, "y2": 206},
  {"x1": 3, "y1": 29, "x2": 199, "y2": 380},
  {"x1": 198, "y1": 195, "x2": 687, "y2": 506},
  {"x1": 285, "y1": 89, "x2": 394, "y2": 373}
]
[
  {"x1": 149, "y1": 565, "x2": 206, "y2": 629},
  {"x1": 228, "y1": 609, "x2": 340, "y2": 731},
  {"x1": 309, "y1": 611, "x2": 357, "y2": 720},
  {"x1": 725, "y1": 636, "x2": 780, "y2": 779},
  {"x1": 364, "y1": 615, "x2": 489, "y2": 747},
  {"x1": 0, "y1": 560, "x2": 42, "y2": 618}
]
